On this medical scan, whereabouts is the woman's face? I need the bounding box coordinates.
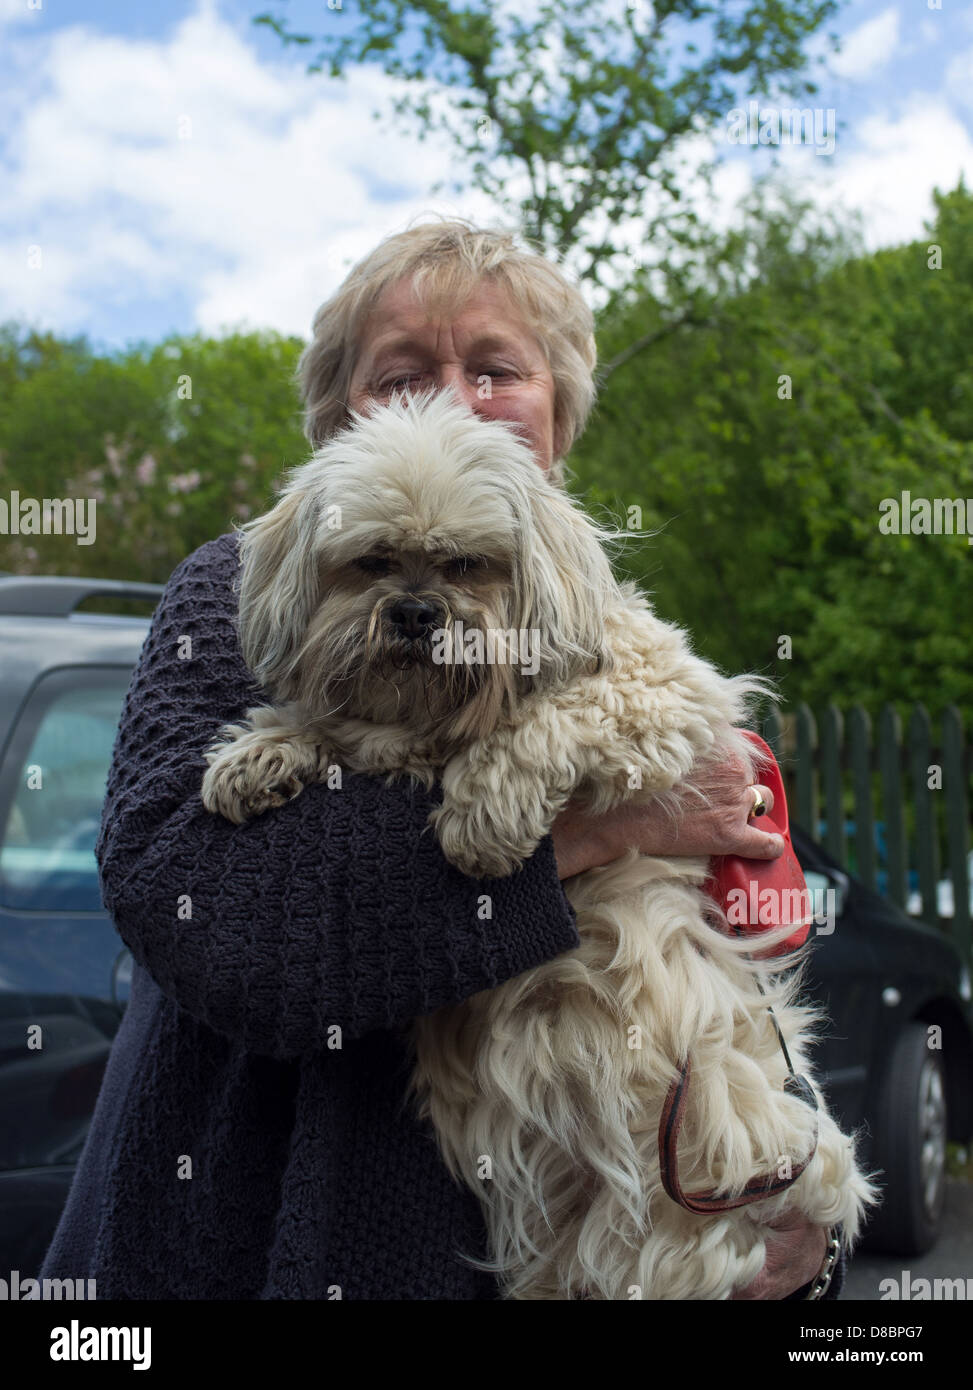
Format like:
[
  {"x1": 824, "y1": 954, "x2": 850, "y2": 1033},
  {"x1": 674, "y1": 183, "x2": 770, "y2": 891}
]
[{"x1": 347, "y1": 276, "x2": 562, "y2": 473}]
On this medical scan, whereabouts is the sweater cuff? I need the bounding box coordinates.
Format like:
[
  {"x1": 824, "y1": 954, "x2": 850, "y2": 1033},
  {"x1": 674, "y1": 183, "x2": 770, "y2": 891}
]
[{"x1": 473, "y1": 831, "x2": 581, "y2": 985}]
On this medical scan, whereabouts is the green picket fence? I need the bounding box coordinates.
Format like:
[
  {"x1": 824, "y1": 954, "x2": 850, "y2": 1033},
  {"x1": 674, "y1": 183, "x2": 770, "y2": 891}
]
[{"x1": 755, "y1": 702, "x2": 972, "y2": 968}]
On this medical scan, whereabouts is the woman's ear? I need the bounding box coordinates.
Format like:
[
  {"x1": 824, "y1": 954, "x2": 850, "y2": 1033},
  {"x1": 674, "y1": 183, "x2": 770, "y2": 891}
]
[
  {"x1": 236, "y1": 483, "x2": 322, "y2": 700},
  {"x1": 513, "y1": 477, "x2": 617, "y2": 684}
]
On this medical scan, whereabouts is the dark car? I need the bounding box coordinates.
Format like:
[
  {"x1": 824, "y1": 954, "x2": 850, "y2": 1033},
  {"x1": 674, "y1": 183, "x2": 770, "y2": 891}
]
[
  {"x1": 0, "y1": 573, "x2": 970, "y2": 1274},
  {"x1": 0, "y1": 574, "x2": 160, "y2": 1274},
  {"x1": 793, "y1": 826, "x2": 972, "y2": 1253}
]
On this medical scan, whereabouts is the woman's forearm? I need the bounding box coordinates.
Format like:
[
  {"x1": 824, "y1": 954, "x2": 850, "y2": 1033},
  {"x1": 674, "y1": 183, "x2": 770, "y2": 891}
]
[{"x1": 98, "y1": 534, "x2": 580, "y2": 1058}]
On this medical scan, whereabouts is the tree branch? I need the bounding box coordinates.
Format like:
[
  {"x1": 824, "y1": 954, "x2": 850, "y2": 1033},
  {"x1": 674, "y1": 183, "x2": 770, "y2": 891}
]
[{"x1": 597, "y1": 309, "x2": 711, "y2": 383}]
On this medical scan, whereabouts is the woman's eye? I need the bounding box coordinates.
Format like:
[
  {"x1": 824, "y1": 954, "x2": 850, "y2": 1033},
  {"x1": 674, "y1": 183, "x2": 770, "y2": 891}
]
[
  {"x1": 379, "y1": 367, "x2": 514, "y2": 391},
  {"x1": 355, "y1": 555, "x2": 391, "y2": 575}
]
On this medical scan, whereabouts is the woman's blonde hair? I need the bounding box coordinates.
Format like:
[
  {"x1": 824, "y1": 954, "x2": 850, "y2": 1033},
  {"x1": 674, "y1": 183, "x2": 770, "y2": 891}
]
[{"x1": 296, "y1": 217, "x2": 598, "y2": 473}]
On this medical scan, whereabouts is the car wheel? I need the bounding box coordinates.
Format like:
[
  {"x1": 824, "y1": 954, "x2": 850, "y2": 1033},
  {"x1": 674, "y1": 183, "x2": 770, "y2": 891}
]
[{"x1": 865, "y1": 1021, "x2": 948, "y2": 1254}]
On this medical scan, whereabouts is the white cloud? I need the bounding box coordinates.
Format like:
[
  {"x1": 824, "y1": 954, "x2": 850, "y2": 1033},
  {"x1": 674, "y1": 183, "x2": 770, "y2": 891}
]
[
  {"x1": 919, "y1": 18, "x2": 941, "y2": 46},
  {"x1": 835, "y1": 99, "x2": 971, "y2": 245},
  {"x1": 0, "y1": 0, "x2": 38, "y2": 29},
  {"x1": 832, "y1": 7, "x2": 900, "y2": 79},
  {"x1": 0, "y1": 2, "x2": 499, "y2": 341},
  {"x1": 945, "y1": 46, "x2": 973, "y2": 113},
  {"x1": 767, "y1": 96, "x2": 973, "y2": 250}
]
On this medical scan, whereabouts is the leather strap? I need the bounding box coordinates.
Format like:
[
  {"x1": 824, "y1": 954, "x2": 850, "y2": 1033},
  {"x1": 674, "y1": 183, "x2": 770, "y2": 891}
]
[{"x1": 659, "y1": 1058, "x2": 818, "y2": 1214}]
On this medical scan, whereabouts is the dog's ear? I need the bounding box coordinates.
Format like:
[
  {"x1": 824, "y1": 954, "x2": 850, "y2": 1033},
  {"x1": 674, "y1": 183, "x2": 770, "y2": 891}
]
[
  {"x1": 236, "y1": 480, "x2": 322, "y2": 700},
  {"x1": 512, "y1": 478, "x2": 618, "y2": 684}
]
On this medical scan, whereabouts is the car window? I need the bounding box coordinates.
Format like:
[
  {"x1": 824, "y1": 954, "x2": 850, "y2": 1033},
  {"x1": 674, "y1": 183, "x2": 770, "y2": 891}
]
[{"x1": 0, "y1": 668, "x2": 131, "y2": 912}]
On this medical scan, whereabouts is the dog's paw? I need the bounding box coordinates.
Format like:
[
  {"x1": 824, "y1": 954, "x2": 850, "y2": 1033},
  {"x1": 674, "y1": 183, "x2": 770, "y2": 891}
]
[
  {"x1": 201, "y1": 739, "x2": 313, "y2": 824},
  {"x1": 429, "y1": 802, "x2": 528, "y2": 878}
]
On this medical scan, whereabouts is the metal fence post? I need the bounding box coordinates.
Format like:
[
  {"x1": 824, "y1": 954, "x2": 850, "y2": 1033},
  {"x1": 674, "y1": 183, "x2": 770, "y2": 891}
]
[
  {"x1": 820, "y1": 704, "x2": 846, "y2": 865},
  {"x1": 942, "y1": 705, "x2": 971, "y2": 965},
  {"x1": 795, "y1": 703, "x2": 817, "y2": 839},
  {"x1": 909, "y1": 704, "x2": 940, "y2": 927},
  {"x1": 879, "y1": 705, "x2": 908, "y2": 911},
  {"x1": 848, "y1": 705, "x2": 876, "y2": 891}
]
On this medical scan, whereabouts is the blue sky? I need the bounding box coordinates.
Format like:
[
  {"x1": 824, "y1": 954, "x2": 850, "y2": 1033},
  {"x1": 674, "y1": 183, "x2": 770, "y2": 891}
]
[{"x1": 2, "y1": 0, "x2": 971, "y2": 352}]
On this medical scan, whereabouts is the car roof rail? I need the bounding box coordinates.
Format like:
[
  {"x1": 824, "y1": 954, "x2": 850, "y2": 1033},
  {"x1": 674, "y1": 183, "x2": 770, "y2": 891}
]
[{"x1": 0, "y1": 575, "x2": 164, "y2": 617}]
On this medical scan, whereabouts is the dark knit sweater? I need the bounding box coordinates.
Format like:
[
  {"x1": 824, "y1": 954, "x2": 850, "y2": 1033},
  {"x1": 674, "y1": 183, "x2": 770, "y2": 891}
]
[{"x1": 39, "y1": 529, "x2": 845, "y2": 1301}]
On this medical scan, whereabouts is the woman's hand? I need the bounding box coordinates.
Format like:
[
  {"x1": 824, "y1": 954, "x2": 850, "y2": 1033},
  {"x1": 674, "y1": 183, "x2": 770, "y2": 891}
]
[
  {"x1": 729, "y1": 1214, "x2": 829, "y2": 1299},
  {"x1": 551, "y1": 757, "x2": 785, "y2": 880}
]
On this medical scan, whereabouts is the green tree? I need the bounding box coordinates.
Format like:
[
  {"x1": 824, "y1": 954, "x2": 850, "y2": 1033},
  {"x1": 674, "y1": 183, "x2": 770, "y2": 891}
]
[
  {"x1": 255, "y1": 0, "x2": 839, "y2": 287},
  {"x1": 579, "y1": 182, "x2": 973, "y2": 719},
  {"x1": 0, "y1": 328, "x2": 308, "y2": 583}
]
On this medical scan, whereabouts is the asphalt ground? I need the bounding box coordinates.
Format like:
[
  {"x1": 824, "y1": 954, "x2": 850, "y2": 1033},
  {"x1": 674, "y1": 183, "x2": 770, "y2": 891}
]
[{"x1": 843, "y1": 1178, "x2": 973, "y2": 1300}]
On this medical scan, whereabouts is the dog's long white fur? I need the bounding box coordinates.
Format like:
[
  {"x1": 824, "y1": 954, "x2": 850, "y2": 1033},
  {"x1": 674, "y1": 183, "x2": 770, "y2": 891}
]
[{"x1": 201, "y1": 389, "x2": 876, "y2": 1299}]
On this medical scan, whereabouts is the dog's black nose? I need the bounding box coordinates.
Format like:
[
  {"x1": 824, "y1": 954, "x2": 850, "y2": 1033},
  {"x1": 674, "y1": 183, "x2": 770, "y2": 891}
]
[{"x1": 389, "y1": 597, "x2": 439, "y2": 639}]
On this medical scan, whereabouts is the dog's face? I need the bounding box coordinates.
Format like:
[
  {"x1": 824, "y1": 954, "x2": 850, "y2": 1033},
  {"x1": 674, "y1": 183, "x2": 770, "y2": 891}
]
[{"x1": 237, "y1": 389, "x2": 618, "y2": 744}]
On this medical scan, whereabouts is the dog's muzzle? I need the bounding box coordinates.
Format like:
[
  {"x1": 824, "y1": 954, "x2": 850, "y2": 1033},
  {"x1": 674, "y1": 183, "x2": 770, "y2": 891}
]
[{"x1": 389, "y1": 597, "x2": 440, "y2": 641}]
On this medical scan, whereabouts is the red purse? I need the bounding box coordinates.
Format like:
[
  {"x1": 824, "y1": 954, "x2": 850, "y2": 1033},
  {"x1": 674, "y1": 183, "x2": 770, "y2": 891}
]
[{"x1": 704, "y1": 731, "x2": 811, "y2": 957}]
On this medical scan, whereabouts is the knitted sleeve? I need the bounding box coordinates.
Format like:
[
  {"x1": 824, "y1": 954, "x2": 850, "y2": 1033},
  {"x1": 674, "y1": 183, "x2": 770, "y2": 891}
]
[{"x1": 95, "y1": 533, "x2": 580, "y2": 1059}]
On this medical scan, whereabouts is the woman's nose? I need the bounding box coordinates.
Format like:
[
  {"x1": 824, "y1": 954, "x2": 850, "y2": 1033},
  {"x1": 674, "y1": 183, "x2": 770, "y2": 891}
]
[{"x1": 436, "y1": 367, "x2": 486, "y2": 413}]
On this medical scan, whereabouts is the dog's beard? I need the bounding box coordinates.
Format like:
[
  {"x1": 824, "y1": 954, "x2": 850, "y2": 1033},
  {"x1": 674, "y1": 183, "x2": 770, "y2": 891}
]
[{"x1": 291, "y1": 584, "x2": 522, "y2": 745}]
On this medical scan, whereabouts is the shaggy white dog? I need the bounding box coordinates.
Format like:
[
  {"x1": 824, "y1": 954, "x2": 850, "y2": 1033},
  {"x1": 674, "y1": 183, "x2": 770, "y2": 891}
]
[{"x1": 201, "y1": 389, "x2": 875, "y2": 1299}]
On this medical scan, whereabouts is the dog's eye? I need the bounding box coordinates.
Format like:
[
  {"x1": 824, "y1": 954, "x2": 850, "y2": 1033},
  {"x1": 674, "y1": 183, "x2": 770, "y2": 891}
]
[
  {"x1": 443, "y1": 555, "x2": 483, "y2": 579},
  {"x1": 355, "y1": 554, "x2": 391, "y2": 575}
]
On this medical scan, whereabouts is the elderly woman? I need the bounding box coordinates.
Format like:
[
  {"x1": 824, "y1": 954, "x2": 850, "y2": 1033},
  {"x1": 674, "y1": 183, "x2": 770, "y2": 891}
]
[{"x1": 39, "y1": 219, "x2": 842, "y2": 1300}]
